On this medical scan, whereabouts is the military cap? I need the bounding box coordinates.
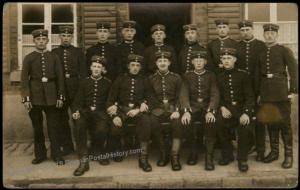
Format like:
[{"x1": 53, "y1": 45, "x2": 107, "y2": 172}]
[
  {"x1": 183, "y1": 24, "x2": 197, "y2": 31},
  {"x1": 128, "y1": 54, "x2": 144, "y2": 63},
  {"x1": 91, "y1": 55, "x2": 107, "y2": 66},
  {"x1": 96, "y1": 22, "x2": 111, "y2": 29},
  {"x1": 215, "y1": 19, "x2": 229, "y2": 26},
  {"x1": 59, "y1": 25, "x2": 74, "y2": 34},
  {"x1": 190, "y1": 51, "x2": 207, "y2": 60},
  {"x1": 263, "y1": 23, "x2": 279, "y2": 32},
  {"x1": 151, "y1": 24, "x2": 166, "y2": 33},
  {"x1": 238, "y1": 20, "x2": 253, "y2": 29},
  {"x1": 220, "y1": 48, "x2": 237, "y2": 57},
  {"x1": 155, "y1": 51, "x2": 171, "y2": 60},
  {"x1": 32, "y1": 29, "x2": 48, "y2": 38},
  {"x1": 122, "y1": 20, "x2": 136, "y2": 28}
]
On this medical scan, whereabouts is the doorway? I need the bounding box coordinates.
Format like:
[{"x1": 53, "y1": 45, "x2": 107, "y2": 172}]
[{"x1": 129, "y1": 3, "x2": 191, "y2": 53}]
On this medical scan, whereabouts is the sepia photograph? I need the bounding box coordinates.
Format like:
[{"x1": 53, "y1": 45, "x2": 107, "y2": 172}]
[{"x1": 2, "y1": 2, "x2": 298, "y2": 188}]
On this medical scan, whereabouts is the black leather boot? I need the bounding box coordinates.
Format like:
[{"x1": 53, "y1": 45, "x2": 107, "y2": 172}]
[
  {"x1": 187, "y1": 151, "x2": 198, "y2": 165},
  {"x1": 171, "y1": 154, "x2": 181, "y2": 171},
  {"x1": 256, "y1": 152, "x2": 265, "y2": 162},
  {"x1": 74, "y1": 158, "x2": 90, "y2": 176},
  {"x1": 205, "y1": 154, "x2": 215, "y2": 171},
  {"x1": 238, "y1": 161, "x2": 248, "y2": 172},
  {"x1": 53, "y1": 156, "x2": 65, "y2": 165},
  {"x1": 264, "y1": 129, "x2": 279, "y2": 163},
  {"x1": 282, "y1": 134, "x2": 293, "y2": 169},
  {"x1": 32, "y1": 157, "x2": 47, "y2": 165},
  {"x1": 139, "y1": 154, "x2": 152, "y2": 172},
  {"x1": 157, "y1": 137, "x2": 170, "y2": 167}
]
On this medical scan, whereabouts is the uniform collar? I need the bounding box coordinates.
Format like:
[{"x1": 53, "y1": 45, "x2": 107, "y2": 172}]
[
  {"x1": 35, "y1": 49, "x2": 49, "y2": 54},
  {"x1": 60, "y1": 44, "x2": 72, "y2": 49},
  {"x1": 91, "y1": 75, "x2": 103, "y2": 81},
  {"x1": 243, "y1": 37, "x2": 255, "y2": 43},
  {"x1": 124, "y1": 40, "x2": 134, "y2": 44},
  {"x1": 218, "y1": 36, "x2": 229, "y2": 41},
  {"x1": 194, "y1": 69, "x2": 206, "y2": 75},
  {"x1": 155, "y1": 43, "x2": 164, "y2": 47},
  {"x1": 127, "y1": 72, "x2": 139, "y2": 78},
  {"x1": 157, "y1": 70, "x2": 170, "y2": 76},
  {"x1": 224, "y1": 67, "x2": 236, "y2": 74},
  {"x1": 265, "y1": 42, "x2": 278, "y2": 48},
  {"x1": 97, "y1": 41, "x2": 109, "y2": 45},
  {"x1": 187, "y1": 41, "x2": 198, "y2": 46}
]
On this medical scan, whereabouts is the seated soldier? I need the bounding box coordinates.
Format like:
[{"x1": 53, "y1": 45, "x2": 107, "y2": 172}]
[
  {"x1": 148, "y1": 51, "x2": 189, "y2": 171},
  {"x1": 216, "y1": 48, "x2": 255, "y2": 172},
  {"x1": 181, "y1": 51, "x2": 219, "y2": 170},
  {"x1": 106, "y1": 54, "x2": 152, "y2": 172},
  {"x1": 72, "y1": 56, "x2": 112, "y2": 176}
]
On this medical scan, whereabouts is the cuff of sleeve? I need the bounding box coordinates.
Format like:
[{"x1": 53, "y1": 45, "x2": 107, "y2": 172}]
[
  {"x1": 22, "y1": 96, "x2": 30, "y2": 103},
  {"x1": 207, "y1": 108, "x2": 216, "y2": 114},
  {"x1": 58, "y1": 94, "x2": 65, "y2": 101}
]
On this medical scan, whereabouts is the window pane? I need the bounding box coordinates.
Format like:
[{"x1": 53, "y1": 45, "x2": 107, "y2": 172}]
[
  {"x1": 22, "y1": 4, "x2": 44, "y2": 23},
  {"x1": 52, "y1": 4, "x2": 73, "y2": 23},
  {"x1": 22, "y1": 25, "x2": 44, "y2": 34},
  {"x1": 248, "y1": 3, "x2": 270, "y2": 22},
  {"x1": 277, "y1": 3, "x2": 298, "y2": 21}
]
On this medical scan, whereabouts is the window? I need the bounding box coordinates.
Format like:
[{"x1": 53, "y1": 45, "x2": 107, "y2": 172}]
[
  {"x1": 17, "y1": 3, "x2": 77, "y2": 70},
  {"x1": 245, "y1": 3, "x2": 298, "y2": 59}
]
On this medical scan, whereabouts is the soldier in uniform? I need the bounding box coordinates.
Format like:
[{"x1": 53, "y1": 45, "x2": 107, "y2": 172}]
[
  {"x1": 236, "y1": 20, "x2": 267, "y2": 161},
  {"x1": 143, "y1": 24, "x2": 178, "y2": 75},
  {"x1": 106, "y1": 54, "x2": 152, "y2": 172},
  {"x1": 256, "y1": 24, "x2": 298, "y2": 169},
  {"x1": 86, "y1": 22, "x2": 118, "y2": 81},
  {"x1": 178, "y1": 24, "x2": 206, "y2": 74},
  {"x1": 181, "y1": 51, "x2": 219, "y2": 170},
  {"x1": 72, "y1": 56, "x2": 112, "y2": 176},
  {"x1": 52, "y1": 25, "x2": 87, "y2": 155},
  {"x1": 216, "y1": 48, "x2": 255, "y2": 172},
  {"x1": 207, "y1": 19, "x2": 238, "y2": 75},
  {"x1": 116, "y1": 21, "x2": 145, "y2": 73},
  {"x1": 148, "y1": 51, "x2": 188, "y2": 171},
  {"x1": 21, "y1": 29, "x2": 65, "y2": 165}
]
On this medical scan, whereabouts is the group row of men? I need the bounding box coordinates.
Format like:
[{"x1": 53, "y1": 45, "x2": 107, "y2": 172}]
[{"x1": 20, "y1": 19, "x2": 298, "y2": 177}]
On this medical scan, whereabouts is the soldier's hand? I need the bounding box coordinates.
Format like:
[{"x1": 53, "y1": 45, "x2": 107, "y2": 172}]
[
  {"x1": 181, "y1": 112, "x2": 191, "y2": 125},
  {"x1": 221, "y1": 106, "x2": 232, "y2": 119},
  {"x1": 107, "y1": 105, "x2": 117, "y2": 116},
  {"x1": 205, "y1": 112, "x2": 216, "y2": 123},
  {"x1": 170, "y1": 111, "x2": 180, "y2": 120},
  {"x1": 140, "y1": 103, "x2": 149, "y2": 112},
  {"x1": 113, "y1": 116, "x2": 123, "y2": 127},
  {"x1": 240, "y1": 113, "x2": 250, "y2": 126},
  {"x1": 56, "y1": 100, "x2": 63, "y2": 108},
  {"x1": 72, "y1": 111, "x2": 80, "y2": 120},
  {"x1": 127, "y1": 109, "x2": 140, "y2": 118},
  {"x1": 257, "y1": 96, "x2": 261, "y2": 105},
  {"x1": 288, "y1": 93, "x2": 297, "y2": 100},
  {"x1": 24, "y1": 102, "x2": 32, "y2": 111}
]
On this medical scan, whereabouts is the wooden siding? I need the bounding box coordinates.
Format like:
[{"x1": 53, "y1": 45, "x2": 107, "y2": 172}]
[{"x1": 3, "y1": 3, "x2": 10, "y2": 73}]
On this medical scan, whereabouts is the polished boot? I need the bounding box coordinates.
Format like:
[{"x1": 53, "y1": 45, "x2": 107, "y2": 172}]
[
  {"x1": 31, "y1": 157, "x2": 47, "y2": 165},
  {"x1": 157, "y1": 138, "x2": 170, "y2": 167},
  {"x1": 186, "y1": 151, "x2": 198, "y2": 165},
  {"x1": 171, "y1": 154, "x2": 181, "y2": 171},
  {"x1": 139, "y1": 154, "x2": 152, "y2": 172},
  {"x1": 53, "y1": 156, "x2": 65, "y2": 165},
  {"x1": 238, "y1": 161, "x2": 249, "y2": 172},
  {"x1": 205, "y1": 154, "x2": 215, "y2": 171},
  {"x1": 263, "y1": 129, "x2": 279, "y2": 163},
  {"x1": 282, "y1": 134, "x2": 293, "y2": 169},
  {"x1": 74, "y1": 158, "x2": 90, "y2": 176},
  {"x1": 256, "y1": 152, "x2": 265, "y2": 162},
  {"x1": 218, "y1": 154, "x2": 234, "y2": 166}
]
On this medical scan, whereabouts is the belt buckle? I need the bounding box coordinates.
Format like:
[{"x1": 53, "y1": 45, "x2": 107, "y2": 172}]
[
  {"x1": 128, "y1": 103, "x2": 134, "y2": 108},
  {"x1": 232, "y1": 101, "x2": 237, "y2": 105},
  {"x1": 197, "y1": 98, "x2": 203, "y2": 103},
  {"x1": 65, "y1": 74, "x2": 70, "y2": 78},
  {"x1": 41, "y1": 77, "x2": 48, "y2": 83},
  {"x1": 267, "y1": 74, "x2": 273, "y2": 78},
  {"x1": 163, "y1": 99, "x2": 168, "y2": 104},
  {"x1": 90, "y1": 106, "x2": 96, "y2": 111}
]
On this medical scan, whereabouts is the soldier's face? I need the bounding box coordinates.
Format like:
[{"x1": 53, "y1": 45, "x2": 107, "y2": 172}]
[
  {"x1": 192, "y1": 58, "x2": 207, "y2": 71},
  {"x1": 122, "y1": 28, "x2": 136, "y2": 41},
  {"x1": 33, "y1": 36, "x2": 49, "y2": 50},
  {"x1": 216, "y1": 25, "x2": 229, "y2": 37},
  {"x1": 240, "y1": 27, "x2": 254, "y2": 40},
  {"x1": 185, "y1": 30, "x2": 198, "y2": 42},
  {"x1": 263, "y1": 31, "x2": 278, "y2": 44},
  {"x1": 221, "y1": 55, "x2": 236, "y2": 69},
  {"x1": 152, "y1": 31, "x2": 166, "y2": 43},
  {"x1": 90, "y1": 62, "x2": 104, "y2": 76},
  {"x1": 156, "y1": 58, "x2": 170, "y2": 72},
  {"x1": 128, "y1": 62, "x2": 141, "y2": 75},
  {"x1": 59, "y1": 33, "x2": 73, "y2": 46},
  {"x1": 96, "y1": 29, "x2": 110, "y2": 42}
]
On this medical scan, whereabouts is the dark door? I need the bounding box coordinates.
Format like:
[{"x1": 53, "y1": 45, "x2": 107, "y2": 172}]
[{"x1": 129, "y1": 3, "x2": 191, "y2": 53}]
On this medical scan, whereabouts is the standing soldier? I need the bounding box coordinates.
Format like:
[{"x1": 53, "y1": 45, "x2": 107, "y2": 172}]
[
  {"x1": 181, "y1": 51, "x2": 219, "y2": 170},
  {"x1": 207, "y1": 19, "x2": 237, "y2": 75},
  {"x1": 178, "y1": 24, "x2": 206, "y2": 74},
  {"x1": 86, "y1": 22, "x2": 118, "y2": 81},
  {"x1": 143, "y1": 24, "x2": 178, "y2": 75},
  {"x1": 21, "y1": 29, "x2": 65, "y2": 165},
  {"x1": 148, "y1": 51, "x2": 188, "y2": 171},
  {"x1": 72, "y1": 56, "x2": 112, "y2": 176},
  {"x1": 236, "y1": 20, "x2": 266, "y2": 161},
  {"x1": 117, "y1": 21, "x2": 145, "y2": 73},
  {"x1": 52, "y1": 25, "x2": 87, "y2": 155},
  {"x1": 256, "y1": 24, "x2": 298, "y2": 169},
  {"x1": 217, "y1": 48, "x2": 255, "y2": 172},
  {"x1": 106, "y1": 54, "x2": 152, "y2": 172}
]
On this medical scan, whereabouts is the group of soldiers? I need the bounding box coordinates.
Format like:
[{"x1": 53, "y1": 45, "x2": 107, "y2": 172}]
[{"x1": 21, "y1": 18, "x2": 298, "y2": 177}]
